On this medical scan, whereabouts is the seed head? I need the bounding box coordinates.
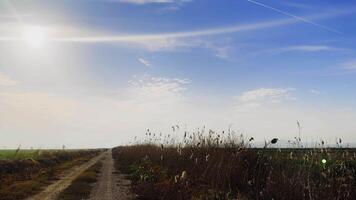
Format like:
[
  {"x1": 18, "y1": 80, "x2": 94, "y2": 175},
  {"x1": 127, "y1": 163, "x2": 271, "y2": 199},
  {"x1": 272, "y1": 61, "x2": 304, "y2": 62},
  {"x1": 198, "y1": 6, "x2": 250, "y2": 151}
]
[
  {"x1": 271, "y1": 138, "x2": 278, "y2": 144},
  {"x1": 181, "y1": 171, "x2": 188, "y2": 180}
]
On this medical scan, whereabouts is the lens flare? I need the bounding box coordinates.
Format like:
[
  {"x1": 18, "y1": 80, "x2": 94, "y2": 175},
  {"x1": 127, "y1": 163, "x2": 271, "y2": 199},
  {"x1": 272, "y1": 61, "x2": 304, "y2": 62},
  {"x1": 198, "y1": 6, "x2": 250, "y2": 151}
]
[{"x1": 23, "y1": 26, "x2": 47, "y2": 48}]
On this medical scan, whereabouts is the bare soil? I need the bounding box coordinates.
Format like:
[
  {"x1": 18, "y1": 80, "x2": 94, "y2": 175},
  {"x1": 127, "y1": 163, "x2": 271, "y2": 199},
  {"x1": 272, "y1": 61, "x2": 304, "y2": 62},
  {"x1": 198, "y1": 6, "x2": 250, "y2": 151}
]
[
  {"x1": 89, "y1": 150, "x2": 134, "y2": 200},
  {"x1": 26, "y1": 152, "x2": 106, "y2": 200}
]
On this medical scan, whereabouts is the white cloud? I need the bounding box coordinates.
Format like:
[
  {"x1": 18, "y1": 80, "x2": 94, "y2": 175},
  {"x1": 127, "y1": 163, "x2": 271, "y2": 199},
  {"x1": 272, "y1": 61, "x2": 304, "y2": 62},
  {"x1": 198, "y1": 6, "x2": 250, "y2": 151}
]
[
  {"x1": 309, "y1": 89, "x2": 321, "y2": 95},
  {"x1": 115, "y1": 0, "x2": 179, "y2": 4},
  {"x1": 125, "y1": 75, "x2": 188, "y2": 104},
  {"x1": 213, "y1": 46, "x2": 231, "y2": 58},
  {"x1": 230, "y1": 102, "x2": 356, "y2": 145},
  {"x1": 138, "y1": 58, "x2": 151, "y2": 67},
  {"x1": 1, "y1": 83, "x2": 356, "y2": 148},
  {"x1": 130, "y1": 37, "x2": 234, "y2": 60},
  {"x1": 0, "y1": 75, "x2": 192, "y2": 148},
  {"x1": 259, "y1": 45, "x2": 349, "y2": 56},
  {"x1": 119, "y1": 0, "x2": 172, "y2": 4},
  {"x1": 230, "y1": 87, "x2": 356, "y2": 145},
  {"x1": 199, "y1": 39, "x2": 234, "y2": 59},
  {"x1": 1, "y1": 8, "x2": 354, "y2": 61},
  {"x1": 234, "y1": 88, "x2": 295, "y2": 113},
  {"x1": 0, "y1": 72, "x2": 18, "y2": 86},
  {"x1": 173, "y1": 78, "x2": 190, "y2": 84},
  {"x1": 341, "y1": 60, "x2": 356, "y2": 71},
  {"x1": 237, "y1": 88, "x2": 294, "y2": 103},
  {"x1": 1, "y1": 8, "x2": 348, "y2": 44},
  {"x1": 281, "y1": 45, "x2": 347, "y2": 52}
]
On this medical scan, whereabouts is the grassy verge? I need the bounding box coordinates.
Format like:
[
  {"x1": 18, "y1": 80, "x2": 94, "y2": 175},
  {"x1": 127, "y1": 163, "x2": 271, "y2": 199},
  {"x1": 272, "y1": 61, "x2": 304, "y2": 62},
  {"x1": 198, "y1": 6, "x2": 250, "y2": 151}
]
[
  {"x1": 0, "y1": 150, "x2": 103, "y2": 200},
  {"x1": 113, "y1": 144, "x2": 356, "y2": 200},
  {"x1": 57, "y1": 161, "x2": 103, "y2": 200}
]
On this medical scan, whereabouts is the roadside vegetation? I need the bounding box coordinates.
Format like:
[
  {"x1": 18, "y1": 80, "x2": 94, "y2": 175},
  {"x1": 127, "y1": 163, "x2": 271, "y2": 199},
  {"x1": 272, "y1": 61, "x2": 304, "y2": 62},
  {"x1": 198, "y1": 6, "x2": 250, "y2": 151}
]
[
  {"x1": 57, "y1": 160, "x2": 103, "y2": 200},
  {"x1": 0, "y1": 149, "x2": 103, "y2": 200},
  {"x1": 113, "y1": 129, "x2": 356, "y2": 200}
]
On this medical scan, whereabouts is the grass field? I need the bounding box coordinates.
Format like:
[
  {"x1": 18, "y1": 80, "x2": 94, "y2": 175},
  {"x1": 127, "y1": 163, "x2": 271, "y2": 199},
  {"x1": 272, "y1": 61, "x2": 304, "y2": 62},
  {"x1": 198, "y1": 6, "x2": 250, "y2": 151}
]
[
  {"x1": 0, "y1": 149, "x2": 98, "y2": 160},
  {"x1": 0, "y1": 149, "x2": 47, "y2": 160},
  {"x1": 112, "y1": 131, "x2": 356, "y2": 200}
]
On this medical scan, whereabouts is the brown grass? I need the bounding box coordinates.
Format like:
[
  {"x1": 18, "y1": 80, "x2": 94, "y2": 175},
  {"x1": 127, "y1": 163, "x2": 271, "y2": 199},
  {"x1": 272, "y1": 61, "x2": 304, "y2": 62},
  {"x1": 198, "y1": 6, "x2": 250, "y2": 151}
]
[
  {"x1": 57, "y1": 161, "x2": 103, "y2": 200},
  {"x1": 112, "y1": 131, "x2": 356, "y2": 200},
  {"x1": 0, "y1": 150, "x2": 103, "y2": 200}
]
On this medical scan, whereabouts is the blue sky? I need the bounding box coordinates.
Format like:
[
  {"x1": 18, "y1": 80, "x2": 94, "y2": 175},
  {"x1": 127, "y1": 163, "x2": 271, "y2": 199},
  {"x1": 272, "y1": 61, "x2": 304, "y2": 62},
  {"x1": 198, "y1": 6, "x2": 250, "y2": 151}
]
[{"x1": 0, "y1": 0, "x2": 356, "y2": 148}]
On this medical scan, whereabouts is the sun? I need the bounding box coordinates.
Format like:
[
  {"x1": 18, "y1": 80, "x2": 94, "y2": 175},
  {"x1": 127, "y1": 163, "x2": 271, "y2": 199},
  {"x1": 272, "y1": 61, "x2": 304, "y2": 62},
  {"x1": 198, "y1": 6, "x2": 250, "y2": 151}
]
[{"x1": 23, "y1": 26, "x2": 48, "y2": 48}]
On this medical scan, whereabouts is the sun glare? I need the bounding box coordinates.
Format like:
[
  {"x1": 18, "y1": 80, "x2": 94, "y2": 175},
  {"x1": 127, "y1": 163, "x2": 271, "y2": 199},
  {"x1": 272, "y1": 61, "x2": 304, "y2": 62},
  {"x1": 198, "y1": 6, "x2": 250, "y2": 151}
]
[{"x1": 23, "y1": 26, "x2": 47, "y2": 48}]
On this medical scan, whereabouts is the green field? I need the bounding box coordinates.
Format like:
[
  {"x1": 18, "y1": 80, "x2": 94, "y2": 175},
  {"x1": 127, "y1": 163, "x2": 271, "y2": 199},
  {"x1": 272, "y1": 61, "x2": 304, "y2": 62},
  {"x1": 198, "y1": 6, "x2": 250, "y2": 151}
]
[
  {"x1": 0, "y1": 149, "x2": 42, "y2": 160},
  {"x1": 0, "y1": 149, "x2": 94, "y2": 160}
]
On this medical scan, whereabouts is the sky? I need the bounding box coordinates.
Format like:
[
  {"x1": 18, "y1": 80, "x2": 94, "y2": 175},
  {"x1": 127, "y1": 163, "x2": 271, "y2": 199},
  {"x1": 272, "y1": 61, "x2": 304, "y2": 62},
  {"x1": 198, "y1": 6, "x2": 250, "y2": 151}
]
[{"x1": 0, "y1": 0, "x2": 356, "y2": 148}]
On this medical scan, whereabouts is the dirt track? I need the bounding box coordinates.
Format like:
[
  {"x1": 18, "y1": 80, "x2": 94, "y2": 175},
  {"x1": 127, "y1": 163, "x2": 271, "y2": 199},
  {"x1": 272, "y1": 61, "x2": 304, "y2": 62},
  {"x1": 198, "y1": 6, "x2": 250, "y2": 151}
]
[
  {"x1": 89, "y1": 150, "x2": 134, "y2": 200},
  {"x1": 26, "y1": 150, "x2": 133, "y2": 200},
  {"x1": 27, "y1": 152, "x2": 106, "y2": 200}
]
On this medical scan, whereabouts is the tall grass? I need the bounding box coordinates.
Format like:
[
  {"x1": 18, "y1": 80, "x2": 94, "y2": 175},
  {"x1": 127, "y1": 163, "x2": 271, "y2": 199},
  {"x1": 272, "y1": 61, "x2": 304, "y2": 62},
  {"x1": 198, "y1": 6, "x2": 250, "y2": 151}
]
[{"x1": 113, "y1": 128, "x2": 356, "y2": 199}]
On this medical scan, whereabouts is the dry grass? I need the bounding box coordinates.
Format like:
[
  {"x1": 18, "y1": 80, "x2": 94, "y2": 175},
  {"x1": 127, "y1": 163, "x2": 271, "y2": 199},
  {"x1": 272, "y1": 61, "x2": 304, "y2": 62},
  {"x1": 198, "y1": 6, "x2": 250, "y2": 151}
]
[
  {"x1": 113, "y1": 129, "x2": 356, "y2": 200},
  {"x1": 57, "y1": 161, "x2": 103, "y2": 200},
  {"x1": 0, "y1": 150, "x2": 103, "y2": 200}
]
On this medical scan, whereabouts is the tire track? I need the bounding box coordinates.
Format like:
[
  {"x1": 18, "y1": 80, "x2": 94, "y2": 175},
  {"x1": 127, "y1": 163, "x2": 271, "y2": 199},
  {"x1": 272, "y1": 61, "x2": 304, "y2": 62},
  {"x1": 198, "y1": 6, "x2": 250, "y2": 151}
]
[
  {"x1": 27, "y1": 152, "x2": 106, "y2": 200},
  {"x1": 89, "y1": 150, "x2": 134, "y2": 200}
]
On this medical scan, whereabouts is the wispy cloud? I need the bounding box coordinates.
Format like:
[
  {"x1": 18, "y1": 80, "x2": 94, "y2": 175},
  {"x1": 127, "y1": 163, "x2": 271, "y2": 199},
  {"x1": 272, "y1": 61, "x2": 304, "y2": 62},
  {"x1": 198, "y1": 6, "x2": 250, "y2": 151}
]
[
  {"x1": 123, "y1": 37, "x2": 234, "y2": 59},
  {"x1": 138, "y1": 58, "x2": 151, "y2": 67},
  {"x1": 109, "y1": 0, "x2": 191, "y2": 5},
  {"x1": 201, "y1": 40, "x2": 233, "y2": 59},
  {"x1": 246, "y1": 0, "x2": 341, "y2": 34},
  {"x1": 309, "y1": 89, "x2": 321, "y2": 95},
  {"x1": 107, "y1": 0, "x2": 193, "y2": 11},
  {"x1": 237, "y1": 88, "x2": 294, "y2": 103},
  {"x1": 262, "y1": 45, "x2": 350, "y2": 55},
  {"x1": 122, "y1": 75, "x2": 190, "y2": 110},
  {"x1": 50, "y1": 20, "x2": 296, "y2": 42},
  {"x1": 341, "y1": 60, "x2": 356, "y2": 71},
  {"x1": 279, "y1": 1, "x2": 313, "y2": 10},
  {"x1": 234, "y1": 88, "x2": 296, "y2": 112},
  {"x1": 0, "y1": 75, "x2": 192, "y2": 148},
  {"x1": 0, "y1": 72, "x2": 18, "y2": 86},
  {"x1": 11, "y1": 8, "x2": 356, "y2": 43},
  {"x1": 283, "y1": 45, "x2": 348, "y2": 52},
  {"x1": 0, "y1": 14, "x2": 33, "y2": 20},
  {"x1": 117, "y1": 0, "x2": 173, "y2": 4},
  {"x1": 0, "y1": 7, "x2": 354, "y2": 44}
]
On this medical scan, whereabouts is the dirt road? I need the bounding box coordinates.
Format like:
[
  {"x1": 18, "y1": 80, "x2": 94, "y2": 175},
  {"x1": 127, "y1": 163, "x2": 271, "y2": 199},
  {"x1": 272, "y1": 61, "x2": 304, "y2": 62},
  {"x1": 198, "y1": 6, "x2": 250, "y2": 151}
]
[
  {"x1": 89, "y1": 150, "x2": 134, "y2": 200},
  {"x1": 27, "y1": 152, "x2": 106, "y2": 200}
]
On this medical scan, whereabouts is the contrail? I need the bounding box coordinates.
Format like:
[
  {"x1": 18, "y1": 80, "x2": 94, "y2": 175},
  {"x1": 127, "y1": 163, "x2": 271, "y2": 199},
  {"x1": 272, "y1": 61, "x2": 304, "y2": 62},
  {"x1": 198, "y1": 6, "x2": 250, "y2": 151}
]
[{"x1": 246, "y1": 0, "x2": 342, "y2": 34}]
